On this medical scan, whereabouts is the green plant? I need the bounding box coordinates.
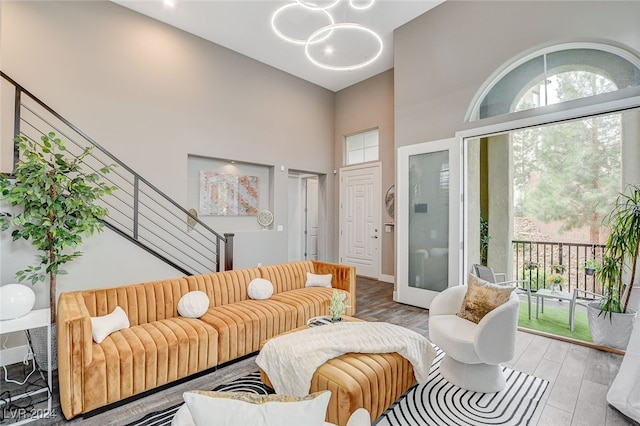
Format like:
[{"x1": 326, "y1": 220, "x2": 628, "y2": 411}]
[
  {"x1": 584, "y1": 259, "x2": 601, "y2": 270},
  {"x1": 480, "y1": 217, "x2": 490, "y2": 266},
  {"x1": 519, "y1": 268, "x2": 543, "y2": 289},
  {"x1": 596, "y1": 184, "x2": 640, "y2": 317},
  {"x1": 550, "y1": 264, "x2": 566, "y2": 274},
  {"x1": 0, "y1": 133, "x2": 116, "y2": 322},
  {"x1": 546, "y1": 273, "x2": 566, "y2": 285},
  {"x1": 524, "y1": 260, "x2": 539, "y2": 270},
  {"x1": 329, "y1": 290, "x2": 349, "y2": 322}
]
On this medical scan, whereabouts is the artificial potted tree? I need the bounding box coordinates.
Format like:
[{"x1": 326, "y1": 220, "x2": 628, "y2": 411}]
[
  {"x1": 588, "y1": 184, "x2": 640, "y2": 350},
  {"x1": 0, "y1": 133, "x2": 115, "y2": 368}
]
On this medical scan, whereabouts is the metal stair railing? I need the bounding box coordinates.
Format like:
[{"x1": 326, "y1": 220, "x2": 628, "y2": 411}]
[{"x1": 1, "y1": 71, "x2": 233, "y2": 275}]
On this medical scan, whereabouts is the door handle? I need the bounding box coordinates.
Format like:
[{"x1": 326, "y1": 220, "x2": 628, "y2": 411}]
[{"x1": 371, "y1": 235, "x2": 378, "y2": 239}]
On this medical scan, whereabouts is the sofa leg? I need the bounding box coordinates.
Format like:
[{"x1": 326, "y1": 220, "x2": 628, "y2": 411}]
[{"x1": 439, "y1": 354, "x2": 506, "y2": 393}]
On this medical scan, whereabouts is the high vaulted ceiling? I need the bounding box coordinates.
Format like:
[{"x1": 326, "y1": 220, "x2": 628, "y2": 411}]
[{"x1": 113, "y1": 0, "x2": 444, "y2": 92}]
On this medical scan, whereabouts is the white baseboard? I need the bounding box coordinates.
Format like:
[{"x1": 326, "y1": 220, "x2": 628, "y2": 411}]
[
  {"x1": 0, "y1": 344, "x2": 31, "y2": 367},
  {"x1": 379, "y1": 274, "x2": 395, "y2": 284},
  {"x1": 393, "y1": 291, "x2": 398, "y2": 302}
]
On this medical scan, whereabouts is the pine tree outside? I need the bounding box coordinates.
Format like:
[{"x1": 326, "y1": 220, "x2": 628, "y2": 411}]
[
  {"x1": 511, "y1": 71, "x2": 622, "y2": 296},
  {"x1": 480, "y1": 68, "x2": 632, "y2": 342}
]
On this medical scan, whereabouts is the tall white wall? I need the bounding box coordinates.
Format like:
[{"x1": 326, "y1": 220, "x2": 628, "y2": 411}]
[
  {"x1": 335, "y1": 70, "x2": 395, "y2": 279},
  {"x1": 0, "y1": 1, "x2": 337, "y2": 292},
  {"x1": 395, "y1": 1, "x2": 640, "y2": 145},
  {"x1": 4, "y1": 1, "x2": 638, "y2": 325},
  {"x1": 394, "y1": 0, "x2": 640, "y2": 283}
]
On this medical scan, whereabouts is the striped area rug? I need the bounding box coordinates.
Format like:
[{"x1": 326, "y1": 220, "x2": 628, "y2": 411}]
[
  {"x1": 127, "y1": 350, "x2": 548, "y2": 426},
  {"x1": 125, "y1": 373, "x2": 273, "y2": 426},
  {"x1": 375, "y1": 349, "x2": 549, "y2": 426}
]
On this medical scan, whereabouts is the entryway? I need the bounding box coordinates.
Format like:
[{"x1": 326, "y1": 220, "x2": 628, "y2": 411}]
[
  {"x1": 288, "y1": 172, "x2": 320, "y2": 261},
  {"x1": 338, "y1": 162, "x2": 381, "y2": 279}
]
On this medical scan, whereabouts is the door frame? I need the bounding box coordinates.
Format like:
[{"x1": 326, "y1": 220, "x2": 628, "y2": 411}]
[
  {"x1": 304, "y1": 176, "x2": 319, "y2": 260},
  {"x1": 396, "y1": 138, "x2": 462, "y2": 309},
  {"x1": 287, "y1": 174, "x2": 304, "y2": 261},
  {"x1": 288, "y1": 172, "x2": 321, "y2": 262},
  {"x1": 457, "y1": 94, "x2": 640, "y2": 282},
  {"x1": 339, "y1": 162, "x2": 382, "y2": 279}
]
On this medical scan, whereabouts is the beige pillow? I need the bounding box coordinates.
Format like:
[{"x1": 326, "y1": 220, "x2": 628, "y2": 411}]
[
  {"x1": 305, "y1": 272, "x2": 332, "y2": 288},
  {"x1": 178, "y1": 291, "x2": 210, "y2": 318},
  {"x1": 91, "y1": 306, "x2": 130, "y2": 344},
  {"x1": 457, "y1": 274, "x2": 515, "y2": 324},
  {"x1": 183, "y1": 390, "x2": 331, "y2": 426},
  {"x1": 248, "y1": 278, "x2": 274, "y2": 300}
]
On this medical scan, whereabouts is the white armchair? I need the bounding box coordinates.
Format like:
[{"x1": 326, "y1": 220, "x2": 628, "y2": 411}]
[{"x1": 429, "y1": 285, "x2": 520, "y2": 393}]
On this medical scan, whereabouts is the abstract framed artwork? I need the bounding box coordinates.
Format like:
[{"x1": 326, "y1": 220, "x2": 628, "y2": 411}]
[{"x1": 199, "y1": 171, "x2": 259, "y2": 216}]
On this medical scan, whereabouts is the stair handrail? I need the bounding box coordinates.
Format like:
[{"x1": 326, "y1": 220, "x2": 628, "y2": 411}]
[
  {"x1": 1, "y1": 70, "x2": 233, "y2": 273},
  {"x1": 1, "y1": 70, "x2": 224, "y2": 242}
]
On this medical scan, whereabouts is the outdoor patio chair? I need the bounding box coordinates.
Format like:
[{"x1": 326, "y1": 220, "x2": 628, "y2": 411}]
[{"x1": 473, "y1": 264, "x2": 532, "y2": 319}]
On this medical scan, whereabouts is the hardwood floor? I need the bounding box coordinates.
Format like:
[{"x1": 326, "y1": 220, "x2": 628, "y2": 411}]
[{"x1": 1, "y1": 277, "x2": 636, "y2": 425}]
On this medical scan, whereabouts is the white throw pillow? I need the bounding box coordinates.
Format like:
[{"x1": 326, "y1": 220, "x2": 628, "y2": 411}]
[
  {"x1": 91, "y1": 306, "x2": 130, "y2": 344},
  {"x1": 178, "y1": 291, "x2": 210, "y2": 318},
  {"x1": 248, "y1": 278, "x2": 274, "y2": 300},
  {"x1": 183, "y1": 390, "x2": 331, "y2": 426},
  {"x1": 305, "y1": 272, "x2": 332, "y2": 288},
  {"x1": 171, "y1": 403, "x2": 371, "y2": 426},
  {"x1": 171, "y1": 404, "x2": 195, "y2": 426}
]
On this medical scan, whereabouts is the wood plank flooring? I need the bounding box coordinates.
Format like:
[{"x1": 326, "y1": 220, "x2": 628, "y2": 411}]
[{"x1": 1, "y1": 277, "x2": 637, "y2": 425}]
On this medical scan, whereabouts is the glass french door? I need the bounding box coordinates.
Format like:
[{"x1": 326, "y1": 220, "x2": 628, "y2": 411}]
[{"x1": 396, "y1": 138, "x2": 461, "y2": 309}]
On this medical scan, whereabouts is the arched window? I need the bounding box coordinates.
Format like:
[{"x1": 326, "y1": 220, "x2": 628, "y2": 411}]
[{"x1": 468, "y1": 44, "x2": 640, "y2": 121}]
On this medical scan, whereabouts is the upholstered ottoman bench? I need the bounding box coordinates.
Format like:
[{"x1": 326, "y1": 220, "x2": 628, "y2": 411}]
[{"x1": 258, "y1": 318, "x2": 424, "y2": 426}]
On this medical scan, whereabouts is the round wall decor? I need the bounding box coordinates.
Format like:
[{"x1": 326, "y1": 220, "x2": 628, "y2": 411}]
[
  {"x1": 385, "y1": 185, "x2": 395, "y2": 218},
  {"x1": 257, "y1": 209, "x2": 274, "y2": 227}
]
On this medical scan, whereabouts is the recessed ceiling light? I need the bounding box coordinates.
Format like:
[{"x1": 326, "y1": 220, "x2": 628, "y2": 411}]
[
  {"x1": 164, "y1": 0, "x2": 176, "y2": 8},
  {"x1": 324, "y1": 46, "x2": 334, "y2": 55}
]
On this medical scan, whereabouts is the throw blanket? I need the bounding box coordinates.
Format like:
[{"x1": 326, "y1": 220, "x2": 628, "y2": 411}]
[{"x1": 256, "y1": 322, "x2": 436, "y2": 396}]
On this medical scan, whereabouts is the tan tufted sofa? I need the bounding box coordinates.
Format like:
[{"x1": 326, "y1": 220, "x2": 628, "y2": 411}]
[{"x1": 57, "y1": 260, "x2": 356, "y2": 420}]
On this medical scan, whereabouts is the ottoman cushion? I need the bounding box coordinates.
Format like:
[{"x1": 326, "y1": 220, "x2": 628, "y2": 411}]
[{"x1": 261, "y1": 352, "x2": 415, "y2": 426}]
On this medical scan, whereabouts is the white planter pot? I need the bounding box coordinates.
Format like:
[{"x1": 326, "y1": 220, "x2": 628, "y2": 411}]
[{"x1": 587, "y1": 301, "x2": 637, "y2": 350}]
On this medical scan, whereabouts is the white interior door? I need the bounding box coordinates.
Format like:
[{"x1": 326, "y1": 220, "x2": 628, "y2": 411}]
[
  {"x1": 305, "y1": 177, "x2": 319, "y2": 260},
  {"x1": 339, "y1": 163, "x2": 381, "y2": 278},
  {"x1": 397, "y1": 139, "x2": 461, "y2": 309},
  {"x1": 289, "y1": 174, "x2": 320, "y2": 261},
  {"x1": 287, "y1": 175, "x2": 303, "y2": 261}
]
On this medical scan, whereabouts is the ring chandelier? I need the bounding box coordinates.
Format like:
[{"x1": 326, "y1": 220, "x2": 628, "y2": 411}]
[{"x1": 271, "y1": 0, "x2": 382, "y2": 71}]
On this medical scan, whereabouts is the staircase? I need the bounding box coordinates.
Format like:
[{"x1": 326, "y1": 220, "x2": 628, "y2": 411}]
[{"x1": 0, "y1": 71, "x2": 233, "y2": 275}]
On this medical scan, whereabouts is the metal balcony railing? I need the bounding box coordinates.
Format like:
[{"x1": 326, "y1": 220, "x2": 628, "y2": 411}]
[{"x1": 513, "y1": 239, "x2": 605, "y2": 294}]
